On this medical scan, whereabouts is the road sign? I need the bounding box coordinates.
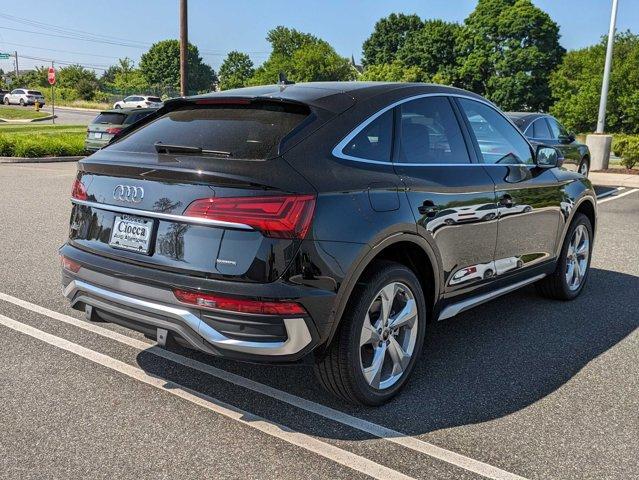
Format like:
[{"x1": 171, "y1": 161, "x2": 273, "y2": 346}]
[
  {"x1": 0, "y1": 53, "x2": 10, "y2": 59},
  {"x1": 48, "y1": 66, "x2": 56, "y2": 85}
]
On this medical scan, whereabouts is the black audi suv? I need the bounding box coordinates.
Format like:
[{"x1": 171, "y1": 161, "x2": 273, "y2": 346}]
[
  {"x1": 507, "y1": 112, "x2": 591, "y2": 177},
  {"x1": 61, "y1": 82, "x2": 597, "y2": 405}
]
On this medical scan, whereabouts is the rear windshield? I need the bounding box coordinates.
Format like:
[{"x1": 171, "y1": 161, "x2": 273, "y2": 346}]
[
  {"x1": 123, "y1": 111, "x2": 154, "y2": 124},
  {"x1": 108, "y1": 103, "x2": 310, "y2": 159},
  {"x1": 147, "y1": 96, "x2": 162, "y2": 103},
  {"x1": 93, "y1": 112, "x2": 126, "y2": 125},
  {"x1": 28, "y1": 90, "x2": 42, "y2": 95}
]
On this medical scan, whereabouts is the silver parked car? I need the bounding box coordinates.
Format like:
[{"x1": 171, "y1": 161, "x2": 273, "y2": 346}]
[{"x1": 3, "y1": 88, "x2": 46, "y2": 107}]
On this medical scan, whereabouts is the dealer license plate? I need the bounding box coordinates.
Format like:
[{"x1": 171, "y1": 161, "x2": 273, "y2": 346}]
[{"x1": 109, "y1": 215, "x2": 153, "y2": 254}]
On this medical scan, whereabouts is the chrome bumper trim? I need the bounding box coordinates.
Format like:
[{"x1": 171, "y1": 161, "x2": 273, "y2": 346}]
[
  {"x1": 64, "y1": 279, "x2": 312, "y2": 356},
  {"x1": 70, "y1": 198, "x2": 253, "y2": 230}
]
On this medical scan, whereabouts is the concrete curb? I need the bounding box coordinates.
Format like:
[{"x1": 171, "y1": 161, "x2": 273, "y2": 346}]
[
  {"x1": 51, "y1": 105, "x2": 104, "y2": 112},
  {"x1": 0, "y1": 156, "x2": 83, "y2": 164},
  {"x1": 0, "y1": 115, "x2": 56, "y2": 123},
  {"x1": 589, "y1": 171, "x2": 639, "y2": 188}
]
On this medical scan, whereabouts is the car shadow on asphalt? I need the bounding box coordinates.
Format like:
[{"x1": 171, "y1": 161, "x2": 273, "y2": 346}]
[{"x1": 135, "y1": 267, "x2": 638, "y2": 439}]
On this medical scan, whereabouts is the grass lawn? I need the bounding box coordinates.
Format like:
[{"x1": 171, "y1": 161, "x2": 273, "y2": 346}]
[
  {"x1": 0, "y1": 106, "x2": 50, "y2": 121},
  {"x1": 0, "y1": 124, "x2": 86, "y2": 157}
]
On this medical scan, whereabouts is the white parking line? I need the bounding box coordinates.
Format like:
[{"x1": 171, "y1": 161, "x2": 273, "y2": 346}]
[
  {"x1": 596, "y1": 187, "x2": 624, "y2": 200},
  {"x1": 0, "y1": 312, "x2": 414, "y2": 480},
  {"x1": 598, "y1": 188, "x2": 639, "y2": 204},
  {"x1": 0, "y1": 291, "x2": 528, "y2": 480}
]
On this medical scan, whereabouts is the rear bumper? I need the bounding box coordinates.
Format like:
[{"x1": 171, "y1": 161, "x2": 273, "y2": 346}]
[{"x1": 60, "y1": 244, "x2": 327, "y2": 363}]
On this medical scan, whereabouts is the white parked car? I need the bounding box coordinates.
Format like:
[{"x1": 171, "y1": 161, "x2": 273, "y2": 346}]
[
  {"x1": 3, "y1": 88, "x2": 46, "y2": 107},
  {"x1": 113, "y1": 95, "x2": 163, "y2": 109}
]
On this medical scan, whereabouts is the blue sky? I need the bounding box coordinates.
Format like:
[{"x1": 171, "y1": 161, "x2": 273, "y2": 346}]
[{"x1": 0, "y1": 0, "x2": 636, "y2": 73}]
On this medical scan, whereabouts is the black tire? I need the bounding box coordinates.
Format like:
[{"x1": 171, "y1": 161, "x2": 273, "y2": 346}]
[
  {"x1": 578, "y1": 157, "x2": 590, "y2": 177},
  {"x1": 536, "y1": 213, "x2": 593, "y2": 300},
  {"x1": 3, "y1": 97, "x2": 8, "y2": 105},
  {"x1": 19, "y1": 98, "x2": 25, "y2": 106},
  {"x1": 114, "y1": 104, "x2": 121, "y2": 109},
  {"x1": 314, "y1": 260, "x2": 427, "y2": 405}
]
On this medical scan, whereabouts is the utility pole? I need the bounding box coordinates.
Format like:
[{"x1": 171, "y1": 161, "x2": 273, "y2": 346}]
[
  {"x1": 14, "y1": 51, "x2": 19, "y2": 80},
  {"x1": 586, "y1": 0, "x2": 619, "y2": 171},
  {"x1": 596, "y1": 0, "x2": 619, "y2": 133},
  {"x1": 179, "y1": 0, "x2": 188, "y2": 96}
]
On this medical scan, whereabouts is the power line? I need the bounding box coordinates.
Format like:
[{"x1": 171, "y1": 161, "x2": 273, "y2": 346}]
[
  {"x1": 0, "y1": 41, "x2": 123, "y2": 60},
  {"x1": 19, "y1": 54, "x2": 109, "y2": 71},
  {"x1": 0, "y1": 13, "x2": 151, "y2": 48},
  {"x1": 0, "y1": 26, "x2": 148, "y2": 49}
]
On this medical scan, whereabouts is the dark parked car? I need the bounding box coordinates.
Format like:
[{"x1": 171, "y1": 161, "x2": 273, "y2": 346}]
[
  {"x1": 85, "y1": 108, "x2": 158, "y2": 152},
  {"x1": 61, "y1": 83, "x2": 597, "y2": 405},
  {"x1": 507, "y1": 112, "x2": 591, "y2": 176}
]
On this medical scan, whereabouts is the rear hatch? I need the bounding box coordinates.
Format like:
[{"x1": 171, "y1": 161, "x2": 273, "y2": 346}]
[
  {"x1": 86, "y1": 111, "x2": 128, "y2": 146},
  {"x1": 69, "y1": 95, "x2": 349, "y2": 283}
]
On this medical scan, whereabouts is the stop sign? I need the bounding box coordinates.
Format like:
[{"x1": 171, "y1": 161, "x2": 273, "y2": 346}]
[{"x1": 48, "y1": 67, "x2": 56, "y2": 85}]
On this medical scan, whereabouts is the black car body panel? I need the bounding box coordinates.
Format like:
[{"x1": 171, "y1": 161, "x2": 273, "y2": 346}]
[{"x1": 62, "y1": 82, "x2": 597, "y2": 365}]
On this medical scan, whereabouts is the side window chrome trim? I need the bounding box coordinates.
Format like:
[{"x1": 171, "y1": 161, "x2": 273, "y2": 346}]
[{"x1": 332, "y1": 92, "x2": 535, "y2": 167}]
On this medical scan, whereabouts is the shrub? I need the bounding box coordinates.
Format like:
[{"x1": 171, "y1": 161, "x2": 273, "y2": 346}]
[
  {"x1": 612, "y1": 134, "x2": 639, "y2": 169},
  {"x1": 620, "y1": 136, "x2": 639, "y2": 169}
]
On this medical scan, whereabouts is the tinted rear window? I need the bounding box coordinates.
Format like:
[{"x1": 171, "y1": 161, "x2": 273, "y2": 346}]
[
  {"x1": 123, "y1": 111, "x2": 154, "y2": 124},
  {"x1": 109, "y1": 103, "x2": 310, "y2": 159},
  {"x1": 93, "y1": 113, "x2": 126, "y2": 125},
  {"x1": 147, "y1": 97, "x2": 162, "y2": 103},
  {"x1": 28, "y1": 90, "x2": 42, "y2": 95}
]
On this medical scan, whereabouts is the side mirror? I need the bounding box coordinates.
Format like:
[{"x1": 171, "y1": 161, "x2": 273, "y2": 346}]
[{"x1": 535, "y1": 145, "x2": 562, "y2": 168}]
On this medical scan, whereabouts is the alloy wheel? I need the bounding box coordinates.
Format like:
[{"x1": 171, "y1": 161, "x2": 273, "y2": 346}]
[
  {"x1": 579, "y1": 161, "x2": 589, "y2": 176},
  {"x1": 359, "y1": 282, "x2": 419, "y2": 390},
  {"x1": 565, "y1": 224, "x2": 590, "y2": 291}
]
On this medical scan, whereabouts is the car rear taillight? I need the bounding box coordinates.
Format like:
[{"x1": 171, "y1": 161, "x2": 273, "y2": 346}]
[
  {"x1": 106, "y1": 127, "x2": 123, "y2": 135},
  {"x1": 60, "y1": 256, "x2": 81, "y2": 273},
  {"x1": 71, "y1": 179, "x2": 88, "y2": 200},
  {"x1": 173, "y1": 289, "x2": 307, "y2": 316},
  {"x1": 184, "y1": 194, "x2": 316, "y2": 239}
]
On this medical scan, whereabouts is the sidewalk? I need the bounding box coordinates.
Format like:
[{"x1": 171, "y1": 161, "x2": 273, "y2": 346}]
[{"x1": 589, "y1": 171, "x2": 639, "y2": 188}]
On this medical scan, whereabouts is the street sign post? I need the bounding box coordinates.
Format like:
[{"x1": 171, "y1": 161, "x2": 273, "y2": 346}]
[{"x1": 48, "y1": 66, "x2": 56, "y2": 124}]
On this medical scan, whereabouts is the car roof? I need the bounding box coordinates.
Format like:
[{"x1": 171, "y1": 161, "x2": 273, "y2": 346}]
[
  {"x1": 100, "y1": 107, "x2": 158, "y2": 114},
  {"x1": 505, "y1": 111, "x2": 549, "y2": 129},
  {"x1": 186, "y1": 82, "x2": 488, "y2": 114}
]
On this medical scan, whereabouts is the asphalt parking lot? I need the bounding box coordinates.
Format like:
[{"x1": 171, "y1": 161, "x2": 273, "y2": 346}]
[{"x1": 0, "y1": 162, "x2": 637, "y2": 480}]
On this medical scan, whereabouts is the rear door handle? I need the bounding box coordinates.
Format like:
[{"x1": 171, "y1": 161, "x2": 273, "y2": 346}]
[
  {"x1": 499, "y1": 194, "x2": 514, "y2": 208},
  {"x1": 418, "y1": 200, "x2": 439, "y2": 217}
]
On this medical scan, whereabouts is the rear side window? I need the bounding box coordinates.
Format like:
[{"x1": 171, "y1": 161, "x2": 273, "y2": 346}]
[
  {"x1": 93, "y1": 112, "x2": 126, "y2": 125},
  {"x1": 458, "y1": 98, "x2": 533, "y2": 165},
  {"x1": 109, "y1": 102, "x2": 309, "y2": 159},
  {"x1": 531, "y1": 118, "x2": 551, "y2": 139},
  {"x1": 399, "y1": 97, "x2": 470, "y2": 164},
  {"x1": 341, "y1": 110, "x2": 393, "y2": 162}
]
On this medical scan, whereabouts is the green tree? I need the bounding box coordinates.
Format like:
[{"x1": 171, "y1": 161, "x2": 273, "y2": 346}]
[
  {"x1": 397, "y1": 20, "x2": 461, "y2": 81},
  {"x1": 550, "y1": 31, "x2": 639, "y2": 134},
  {"x1": 360, "y1": 61, "x2": 425, "y2": 82},
  {"x1": 362, "y1": 13, "x2": 423, "y2": 66},
  {"x1": 218, "y1": 51, "x2": 254, "y2": 90},
  {"x1": 249, "y1": 27, "x2": 356, "y2": 85},
  {"x1": 267, "y1": 26, "x2": 319, "y2": 56},
  {"x1": 17, "y1": 66, "x2": 49, "y2": 89},
  {"x1": 139, "y1": 40, "x2": 216, "y2": 93},
  {"x1": 456, "y1": 0, "x2": 565, "y2": 111},
  {"x1": 57, "y1": 65, "x2": 99, "y2": 99}
]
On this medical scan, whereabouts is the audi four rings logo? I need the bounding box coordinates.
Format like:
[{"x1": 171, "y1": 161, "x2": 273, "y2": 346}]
[{"x1": 113, "y1": 185, "x2": 144, "y2": 203}]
